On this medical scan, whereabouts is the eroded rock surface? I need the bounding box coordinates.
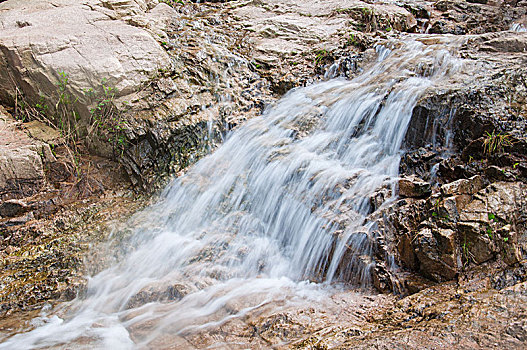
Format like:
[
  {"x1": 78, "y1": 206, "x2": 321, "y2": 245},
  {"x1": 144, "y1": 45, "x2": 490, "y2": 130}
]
[
  {"x1": 0, "y1": 0, "x2": 527, "y2": 348},
  {"x1": 0, "y1": 102, "x2": 140, "y2": 317},
  {"x1": 0, "y1": 0, "x2": 170, "y2": 108},
  {"x1": 0, "y1": 106, "x2": 52, "y2": 200}
]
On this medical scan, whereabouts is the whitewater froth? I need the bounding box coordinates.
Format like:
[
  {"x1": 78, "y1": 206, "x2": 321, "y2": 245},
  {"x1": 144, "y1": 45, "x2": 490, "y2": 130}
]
[{"x1": 1, "y1": 37, "x2": 463, "y2": 349}]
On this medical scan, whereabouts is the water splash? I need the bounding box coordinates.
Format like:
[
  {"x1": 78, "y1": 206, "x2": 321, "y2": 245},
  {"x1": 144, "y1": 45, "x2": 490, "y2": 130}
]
[
  {"x1": 510, "y1": 23, "x2": 527, "y2": 32},
  {"x1": 1, "y1": 37, "x2": 463, "y2": 349}
]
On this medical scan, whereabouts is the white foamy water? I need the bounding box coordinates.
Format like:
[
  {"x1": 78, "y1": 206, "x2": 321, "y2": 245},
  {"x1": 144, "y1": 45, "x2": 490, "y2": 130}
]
[
  {"x1": 510, "y1": 23, "x2": 527, "y2": 32},
  {"x1": 1, "y1": 38, "x2": 463, "y2": 349}
]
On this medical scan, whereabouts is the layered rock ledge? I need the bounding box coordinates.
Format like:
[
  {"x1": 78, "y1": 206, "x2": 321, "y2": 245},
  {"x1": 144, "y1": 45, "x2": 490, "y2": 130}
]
[{"x1": 0, "y1": 0, "x2": 527, "y2": 348}]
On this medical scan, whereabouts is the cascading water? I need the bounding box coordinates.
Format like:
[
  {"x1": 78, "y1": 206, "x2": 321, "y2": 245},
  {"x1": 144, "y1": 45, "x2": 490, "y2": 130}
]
[
  {"x1": 1, "y1": 37, "x2": 463, "y2": 349},
  {"x1": 511, "y1": 23, "x2": 527, "y2": 32}
]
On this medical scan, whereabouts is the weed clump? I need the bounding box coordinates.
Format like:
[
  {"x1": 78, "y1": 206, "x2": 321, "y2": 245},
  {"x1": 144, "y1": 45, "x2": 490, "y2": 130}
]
[
  {"x1": 14, "y1": 71, "x2": 128, "y2": 161},
  {"x1": 483, "y1": 130, "x2": 513, "y2": 155}
]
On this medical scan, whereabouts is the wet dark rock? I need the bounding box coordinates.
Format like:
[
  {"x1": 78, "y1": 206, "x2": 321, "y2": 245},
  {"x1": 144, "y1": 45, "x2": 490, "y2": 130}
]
[
  {"x1": 126, "y1": 282, "x2": 192, "y2": 309},
  {"x1": 401, "y1": 2, "x2": 431, "y2": 19},
  {"x1": 372, "y1": 263, "x2": 394, "y2": 293},
  {"x1": 492, "y1": 262, "x2": 527, "y2": 290},
  {"x1": 3, "y1": 211, "x2": 35, "y2": 227},
  {"x1": 402, "y1": 272, "x2": 436, "y2": 294},
  {"x1": 368, "y1": 187, "x2": 392, "y2": 213},
  {"x1": 461, "y1": 137, "x2": 485, "y2": 160},
  {"x1": 413, "y1": 227, "x2": 459, "y2": 281},
  {"x1": 397, "y1": 233, "x2": 418, "y2": 270},
  {"x1": 485, "y1": 165, "x2": 516, "y2": 181},
  {"x1": 506, "y1": 322, "x2": 527, "y2": 343},
  {"x1": 437, "y1": 195, "x2": 462, "y2": 222},
  {"x1": 0, "y1": 200, "x2": 28, "y2": 218},
  {"x1": 46, "y1": 160, "x2": 73, "y2": 183}
]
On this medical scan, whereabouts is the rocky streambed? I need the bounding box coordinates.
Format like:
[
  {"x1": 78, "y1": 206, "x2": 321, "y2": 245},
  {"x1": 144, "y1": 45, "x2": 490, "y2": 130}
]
[{"x1": 0, "y1": 0, "x2": 527, "y2": 349}]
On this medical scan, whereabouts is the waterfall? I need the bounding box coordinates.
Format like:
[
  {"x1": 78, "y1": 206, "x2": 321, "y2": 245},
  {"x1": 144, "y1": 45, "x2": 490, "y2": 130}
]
[
  {"x1": 510, "y1": 23, "x2": 527, "y2": 32},
  {"x1": 0, "y1": 37, "x2": 463, "y2": 349}
]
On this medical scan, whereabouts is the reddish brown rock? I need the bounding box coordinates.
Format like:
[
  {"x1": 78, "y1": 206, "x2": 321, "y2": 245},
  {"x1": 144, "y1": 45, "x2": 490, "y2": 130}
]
[
  {"x1": 413, "y1": 227, "x2": 459, "y2": 282},
  {"x1": 398, "y1": 176, "x2": 432, "y2": 198},
  {"x1": 441, "y1": 175, "x2": 485, "y2": 196}
]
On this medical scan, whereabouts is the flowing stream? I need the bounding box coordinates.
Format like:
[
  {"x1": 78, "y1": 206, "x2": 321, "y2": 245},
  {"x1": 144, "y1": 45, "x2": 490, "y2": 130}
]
[{"x1": 1, "y1": 37, "x2": 463, "y2": 349}]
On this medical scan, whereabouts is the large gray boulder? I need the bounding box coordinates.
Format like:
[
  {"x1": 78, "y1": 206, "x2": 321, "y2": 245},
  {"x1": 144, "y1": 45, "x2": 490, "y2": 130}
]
[
  {"x1": 0, "y1": 0, "x2": 171, "y2": 118},
  {"x1": 0, "y1": 0, "x2": 272, "y2": 189}
]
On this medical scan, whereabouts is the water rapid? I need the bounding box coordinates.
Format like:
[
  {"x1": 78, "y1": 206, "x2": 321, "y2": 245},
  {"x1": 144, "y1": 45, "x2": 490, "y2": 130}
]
[{"x1": 1, "y1": 37, "x2": 463, "y2": 349}]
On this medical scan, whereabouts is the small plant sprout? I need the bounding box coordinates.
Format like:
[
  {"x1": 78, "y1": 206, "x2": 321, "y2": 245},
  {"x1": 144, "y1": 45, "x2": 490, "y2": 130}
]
[
  {"x1": 486, "y1": 227, "x2": 493, "y2": 240},
  {"x1": 13, "y1": 71, "x2": 128, "y2": 167},
  {"x1": 314, "y1": 49, "x2": 329, "y2": 66}
]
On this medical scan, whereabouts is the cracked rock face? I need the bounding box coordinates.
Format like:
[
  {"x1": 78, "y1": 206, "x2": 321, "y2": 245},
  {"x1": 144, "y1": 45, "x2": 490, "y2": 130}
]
[
  {"x1": 0, "y1": 106, "x2": 52, "y2": 200},
  {"x1": 0, "y1": 0, "x2": 277, "y2": 189},
  {"x1": 0, "y1": 0, "x2": 171, "y2": 119},
  {"x1": 0, "y1": 0, "x2": 527, "y2": 347}
]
